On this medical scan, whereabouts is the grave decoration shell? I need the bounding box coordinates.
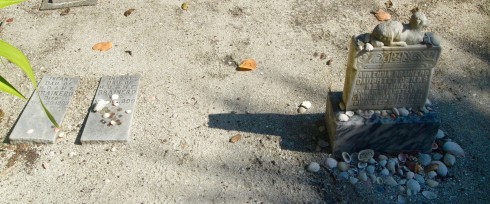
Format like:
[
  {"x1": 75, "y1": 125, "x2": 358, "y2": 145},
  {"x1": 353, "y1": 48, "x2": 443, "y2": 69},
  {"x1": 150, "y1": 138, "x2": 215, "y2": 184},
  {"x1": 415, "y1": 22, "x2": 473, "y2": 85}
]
[
  {"x1": 325, "y1": 158, "x2": 338, "y2": 169},
  {"x1": 358, "y1": 149, "x2": 374, "y2": 162},
  {"x1": 342, "y1": 152, "x2": 352, "y2": 163},
  {"x1": 442, "y1": 141, "x2": 465, "y2": 157}
]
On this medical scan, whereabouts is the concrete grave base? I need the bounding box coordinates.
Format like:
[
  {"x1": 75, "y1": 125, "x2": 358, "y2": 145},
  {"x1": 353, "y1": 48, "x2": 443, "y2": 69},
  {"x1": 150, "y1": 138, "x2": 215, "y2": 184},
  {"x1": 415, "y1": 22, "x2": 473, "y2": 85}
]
[
  {"x1": 40, "y1": 0, "x2": 97, "y2": 10},
  {"x1": 325, "y1": 92, "x2": 440, "y2": 155}
]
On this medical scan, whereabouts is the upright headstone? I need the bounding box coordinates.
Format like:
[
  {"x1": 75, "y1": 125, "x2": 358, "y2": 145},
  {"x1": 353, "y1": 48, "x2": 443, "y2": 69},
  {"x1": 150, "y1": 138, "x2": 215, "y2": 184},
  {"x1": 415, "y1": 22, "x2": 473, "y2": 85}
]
[
  {"x1": 40, "y1": 0, "x2": 97, "y2": 10},
  {"x1": 9, "y1": 76, "x2": 79, "y2": 144},
  {"x1": 80, "y1": 75, "x2": 140, "y2": 143}
]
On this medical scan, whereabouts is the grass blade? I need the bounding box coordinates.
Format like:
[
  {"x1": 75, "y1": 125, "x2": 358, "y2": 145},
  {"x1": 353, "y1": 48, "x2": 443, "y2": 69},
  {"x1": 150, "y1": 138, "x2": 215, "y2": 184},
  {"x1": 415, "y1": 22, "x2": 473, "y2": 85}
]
[
  {"x1": 0, "y1": 75, "x2": 26, "y2": 99},
  {"x1": 0, "y1": 0, "x2": 25, "y2": 9},
  {"x1": 0, "y1": 39, "x2": 37, "y2": 89}
]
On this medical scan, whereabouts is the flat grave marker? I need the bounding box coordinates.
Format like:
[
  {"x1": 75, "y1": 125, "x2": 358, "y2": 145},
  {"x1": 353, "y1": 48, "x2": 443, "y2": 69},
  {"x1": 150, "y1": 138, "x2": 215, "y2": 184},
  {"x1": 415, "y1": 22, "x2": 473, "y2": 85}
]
[
  {"x1": 80, "y1": 74, "x2": 140, "y2": 143},
  {"x1": 9, "y1": 76, "x2": 80, "y2": 144}
]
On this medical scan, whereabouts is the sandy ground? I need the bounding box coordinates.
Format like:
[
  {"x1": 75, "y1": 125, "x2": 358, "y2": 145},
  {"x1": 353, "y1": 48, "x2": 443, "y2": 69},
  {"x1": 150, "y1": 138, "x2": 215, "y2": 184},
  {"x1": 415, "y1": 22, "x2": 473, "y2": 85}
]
[{"x1": 0, "y1": 0, "x2": 489, "y2": 203}]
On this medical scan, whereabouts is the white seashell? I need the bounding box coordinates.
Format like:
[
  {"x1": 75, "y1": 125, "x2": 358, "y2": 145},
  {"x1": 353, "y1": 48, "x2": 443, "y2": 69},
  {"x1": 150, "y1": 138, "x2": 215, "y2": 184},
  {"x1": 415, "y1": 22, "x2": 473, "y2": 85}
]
[
  {"x1": 426, "y1": 179, "x2": 439, "y2": 188},
  {"x1": 125, "y1": 109, "x2": 132, "y2": 114},
  {"x1": 342, "y1": 152, "x2": 352, "y2": 163},
  {"x1": 379, "y1": 160, "x2": 387, "y2": 167},
  {"x1": 398, "y1": 108, "x2": 409, "y2": 116},
  {"x1": 338, "y1": 162, "x2": 350, "y2": 172},
  {"x1": 422, "y1": 191, "x2": 437, "y2": 200},
  {"x1": 406, "y1": 171, "x2": 415, "y2": 180},
  {"x1": 26, "y1": 129, "x2": 34, "y2": 134},
  {"x1": 300, "y1": 101, "x2": 312, "y2": 109},
  {"x1": 431, "y1": 161, "x2": 448, "y2": 177},
  {"x1": 357, "y1": 162, "x2": 368, "y2": 169},
  {"x1": 432, "y1": 153, "x2": 443, "y2": 161},
  {"x1": 427, "y1": 171, "x2": 437, "y2": 179},
  {"x1": 418, "y1": 154, "x2": 432, "y2": 166},
  {"x1": 110, "y1": 120, "x2": 117, "y2": 126},
  {"x1": 442, "y1": 141, "x2": 465, "y2": 157},
  {"x1": 443, "y1": 153, "x2": 456, "y2": 167},
  {"x1": 93, "y1": 99, "x2": 110, "y2": 112},
  {"x1": 349, "y1": 177, "x2": 359, "y2": 184},
  {"x1": 392, "y1": 107, "x2": 400, "y2": 116},
  {"x1": 366, "y1": 165, "x2": 375, "y2": 174},
  {"x1": 406, "y1": 179, "x2": 421, "y2": 194},
  {"x1": 384, "y1": 176, "x2": 398, "y2": 186},
  {"x1": 365, "y1": 43, "x2": 374, "y2": 51},
  {"x1": 58, "y1": 132, "x2": 66, "y2": 138},
  {"x1": 337, "y1": 114, "x2": 349, "y2": 122},
  {"x1": 103, "y1": 113, "x2": 111, "y2": 118},
  {"x1": 345, "y1": 111, "x2": 354, "y2": 117},
  {"x1": 368, "y1": 158, "x2": 376, "y2": 164},
  {"x1": 435, "y1": 129, "x2": 445, "y2": 139},
  {"x1": 358, "y1": 171, "x2": 368, "y2": 181},
  {"x1": 378, "y1": 155, "x2": 388, "y2": 161},
  {"x1": 111, "y1": 94, "x2": 119, "y2": 100},
  {"x1": 358, "y1": 149, "x2": 374, "y2": 162},
  {"x1": 325, "y1": 158, "x2": 338, "y2": 169},
  {"x1": 381, "y1": 168, "x2": 389, "y2": 176},
  {"x1": 297, "y1": 107, "x2": 307, "y2": 113},
  {"x1": 307, "y1": 162, "x2": 320, "y2": 172}
]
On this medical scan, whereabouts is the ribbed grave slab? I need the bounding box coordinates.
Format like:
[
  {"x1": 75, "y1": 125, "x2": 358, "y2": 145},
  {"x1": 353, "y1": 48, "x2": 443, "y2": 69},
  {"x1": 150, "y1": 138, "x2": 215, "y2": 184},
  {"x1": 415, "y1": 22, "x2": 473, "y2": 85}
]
[
  {"x1": 80, "y1": 75, "x2": 140, "y2": 144},
  {"x1": 40, "y1": 0, "x2": 97, "y2": 10},
  {"x1": 9, "y1": 76, "x2": 79, "y2": 144}
]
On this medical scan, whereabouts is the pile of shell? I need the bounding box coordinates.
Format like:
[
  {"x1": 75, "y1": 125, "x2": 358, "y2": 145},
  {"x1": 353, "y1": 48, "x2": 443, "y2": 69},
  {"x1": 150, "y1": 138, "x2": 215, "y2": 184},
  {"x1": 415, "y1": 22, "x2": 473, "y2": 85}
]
[
  {"x1": 316, "y1": 129, "x2": 464, "y2": 201},
  {"x1": 93, "y1": 94, "x2": 132, "y2": 126}
]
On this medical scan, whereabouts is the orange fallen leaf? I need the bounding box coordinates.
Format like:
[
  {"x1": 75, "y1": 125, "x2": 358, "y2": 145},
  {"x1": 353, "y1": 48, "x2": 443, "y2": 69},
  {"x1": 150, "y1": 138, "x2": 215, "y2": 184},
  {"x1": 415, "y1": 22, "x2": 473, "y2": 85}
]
[
  {"x1": 372, "y1": 9, "x2": 391, "y2": 21},
  {"x1": 229, "y1": 134, "x2": 242, "y2": 143},
  {"x1": 238, "y1": 59, "x2": 256, "y2": 71},
  {"x1": 92, "y1": 42, "x2": 113, "y2": 51}
]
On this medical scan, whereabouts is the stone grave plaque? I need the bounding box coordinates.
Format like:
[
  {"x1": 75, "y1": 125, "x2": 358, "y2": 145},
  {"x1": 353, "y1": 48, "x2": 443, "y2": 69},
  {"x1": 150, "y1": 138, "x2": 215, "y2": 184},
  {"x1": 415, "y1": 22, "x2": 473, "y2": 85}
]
[
  {"x1": 40, "y1": 0, "x2": 97, "y2": 10},
  {"x1": 9, "y1": 76, "x2": 80, "y2": 144},
  {"x1": 80, "y1": 75, "x2": 140, "y2": 143},
  {"x1": 342, "y1": 36, "x2": 441, "y2": 110}
]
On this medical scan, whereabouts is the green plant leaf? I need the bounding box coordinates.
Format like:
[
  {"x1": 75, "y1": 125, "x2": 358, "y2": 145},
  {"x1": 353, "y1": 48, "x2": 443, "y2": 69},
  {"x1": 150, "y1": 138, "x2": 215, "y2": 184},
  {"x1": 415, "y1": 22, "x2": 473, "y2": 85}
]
[
  {"x1": 0, "y1": 75, "x2": 26, "y2": 99},
  {"x1": 38, "y1": 94, "x2": 59, "y2": 128},
  {"x1": 0, "y1": 0, "x2": 25, "y2": 9},
  {"x1": 0, "y1": 39, "x2": 37, "y2": 89}
]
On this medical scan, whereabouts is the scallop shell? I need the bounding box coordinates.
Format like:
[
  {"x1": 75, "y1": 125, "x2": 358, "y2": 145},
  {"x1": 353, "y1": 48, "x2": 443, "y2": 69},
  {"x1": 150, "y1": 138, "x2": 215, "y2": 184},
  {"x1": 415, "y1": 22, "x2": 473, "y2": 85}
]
[
  {"x1": 358, "y1": 149, "x2": 374, "y2": 162},
  {"x1": 300, "y1": 101, "x2": 312, "y2": 109},
  {"x1": 342, "y1": 152, "x2": 352, "y2": 163},
  {"x1": 325, "y1": 158, "x2": 338, "y2": 169},
  {"x1": 397, "y1": 153, "x2": 407, "y2": 163},
  {"x1": 238, "y1": 59, "x2": 257, "y2": 71},
  {"x1": 442, "y1": 142, "x2": 465, "y2": 157},
  {"x1": 418, "y1": 154, "x2": 432, "y2": 166}
]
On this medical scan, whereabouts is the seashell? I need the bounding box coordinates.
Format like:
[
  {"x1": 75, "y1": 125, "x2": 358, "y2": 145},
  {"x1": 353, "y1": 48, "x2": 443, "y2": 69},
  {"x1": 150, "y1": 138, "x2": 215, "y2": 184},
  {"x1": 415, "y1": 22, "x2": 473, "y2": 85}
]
[
  {"x1": 325, "y1": 158, "x2": 338, "y2": 169},
  {"x1": 297, "y1": 107, "x2": 307, "y2": 113},
  {"x1": 307, "y1": 162, "x2": 320, "y2": 173},
  {"x1": 398, "y1": 153, "x2": 407, "y2": 163},
  {"x1": 406, "y1": 179, "x2": 421, "y2": 194},
  {"x1": 422, "y1": 191, "x2": 437, "y2": 200},
  {"x1": 414, "y1": 174, "x2": 425, "y2": 184},
  {"x1": 357, "y1": 162, "x2": 368, "y2": 169},
  {"x1": 431, "y1": 161, "x2": 448, "y2": 177},
  {"x1": 93, "y1": 99, "x2": 110, "y2": 112},
  {"x1": 365, "y1": 43, "x2": 374, "y2": 51},
  {"x1": 384, "y1": 176, "x2": 398, "y2": 186},
  {"x1": 358, "y1": 149, "x2": 375, "y2": 162},
  {"x1": 376, "y1": 177, "x2": 383, "y2": 184},
  {"x1": 435, "y1": 129, "x2": 445, "y2": 139},
  {"x1": 432, "y1": 153, "x2": 443, "y2": 161},
  {"x1": 398, "y1": 179, "x2": 407, "y2": 185},
  {"x1": 381, "y1": 168, "x2": 389, "y2": 176},
  {"x1": 378, "y1": 155, "x2": 388, "y2": 161},
  {"x1": 392, "y1": 107, "x2": 400, "y2": 116},
  {"x1": 337, "y1": 114, "x2": 349, "y2": 122},
  {"x1": 342, "y1": 152, "x2": 352, "y2": 163},
  {"x1": 427, "y1": 171, "x2": 437, "y2": 179},
  {"x1": 125, "y1": 110, "x2": 132, "y2": 114},
  {"x1": 398, "y1": 108, "x2": 409, "y2": 116},
  {"x1": 300, "y1": 101, "x2": 312, "y2": 109},
  {"x1": 369, "y1": 174, "x2": 377, "y2": 182},
  {"x1": 338, "y1": 172, "x2": 349, "y2": 180},
  {"x1": 387, "y1": 159, "x2": 396, "y2": 174},
  {"x1": 92, "y1": 42, "x2": 113, "y2": 51},
  {"x1": 405, "y1": 171, "x2": 415, "y2": 180},
  {"x1": 358, "y1": 171, "x2": 368, "y2": 181},
  {"x1": 418, "y1": 154, "x2": 432, "y2": 166},
  {"x1": 424, "y1": 163, "x2": 439, "y2": 173},
  {"x1": 103, "y1": 113, "x2": 111, "y2": 118},
  {"x1": 348, "y1": 168, "x2": 358, "y2": 176},
  {"x1": 379, "y1": 160, "x2": 387, "y2": 167},
  {"x1": 398, "y1": 169, "x2": 404, "y2": 176},
  {"x1": 366, "y1": 165, "x2": 375, "y2": 174},
  {"x1": 111, "y1": 94, "x2": 119, "y2": 100},
  {"x1": 432, "y1": 142, "x2": 439, "y2": 150},
  {"x1": 345, "y1": 111, "x2": 354, "y2": 117},
  {"x1": 110, "y1": 120, "x2": 117, "y2": 125},
  {"x1": 443, "y1": 153, "x2": 456, "y2": 167},
  {"x1": 338, "y1": 161, "x2": 350, "y2": 172},
  {"x1": 349, "y1": 177, "x2": 359, "y2": 184},
  {"x1": 426, "y1": 179, "x2": 439, "y2": 188},
  {"x1": 26, "y1": 129, "x2": 34, "y2": 134},
  {"x1": 238, "y1": 59, "x2": 257, "y2": 71},
  {"x1": 368, "y1": 158, "x2": 376, "y2": 164},
  {"x1": 442, "y1": 142, "x2": 465, "y2": 157}
]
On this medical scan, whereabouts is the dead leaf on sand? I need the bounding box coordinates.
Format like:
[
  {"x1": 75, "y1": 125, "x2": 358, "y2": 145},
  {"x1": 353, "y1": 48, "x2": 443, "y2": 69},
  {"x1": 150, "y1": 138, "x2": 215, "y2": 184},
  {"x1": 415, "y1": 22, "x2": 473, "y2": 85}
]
[
  {"x1": 92, "y1": 42, "x2": 113, "y2": 51},
  {"x1": 60, "y1": 8, "x2": 70, "y2": 16},
  {"x1": 124, "y1": 9, "x2": 135, "y2": 17},
  {"x1": 371, "y1": 9, "x2": 391, "y2": 21},
  {"x1": 238, "y1": 59, "x2": 256, "y2": 71},
  {"x1": 230, "y1": 134, "x2": 242, "y2": 143}
]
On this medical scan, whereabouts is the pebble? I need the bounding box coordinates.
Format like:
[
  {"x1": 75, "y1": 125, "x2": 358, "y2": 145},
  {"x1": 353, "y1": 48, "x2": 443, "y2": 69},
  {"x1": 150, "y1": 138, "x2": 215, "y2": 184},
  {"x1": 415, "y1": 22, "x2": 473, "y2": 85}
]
[
  {"x1": 337, "y1": 113, "x2": 349, "y2": 122},
  {"x1": 405, "y1": 171, "x2": 414, "y2": 180},
  {"x1": 68, "y1": 152, "x2": 77, "y2": 157},
  {"x1": 349, "y1": 177, "x2": 359, "y2": 184},
  {"x1": 125, "y1": 110, "x2": 132, "y2": 114},
  {"x1": 369, "y1": 174, "x2": 377, "y2": 182},
  {"x1": 345, "y1": 111, "x2": 355, "y2": 117},
  {"x1": 338, "y1": 162, "x2": 349, "y2": 171},
  {"x1": 435, "y1": 129, "x2": 445, "y2": 139},
  {"x1": 49, "y1": 151, "x2": 55, "y2": 157},
  {"x1": 426, "y1": 179, "x2": 439, "y2": 188},
  {"x1": 443, "y1": 153, "x2": 456, "y2": 167},
  {"x1": 384, "y1": 176, "x2": 398, "y2": 186},
  {"x1": 398, "y1": 179, "x2": 407, "y2": 185},
  {"x1": 406, "y1": 179, "x2": 421, "y2": 194},
  {"x1": 392, "y1": 107, "x2": 400, "y2": 116},
  {"x1": 368, "y1": 158, "x2": 376, "y2": 164},
  {"x1": 307, "y1": 162, "x2": 320, "y2": 173},
  {"x1": 42, "y1": 162, "x2": 49, "y2": 169},
  {"x1": 422, "y1": 191, "x2": 437, "y2": 199},
  {"x1": 381, "y1": 168, "x2": 390, "y2": 176},
  {"x1": 358, "y1": 171, "x2": 368, "y2": 181},
  {"x1": 297, "y1": 107, "x2": 307, "y2": 114},
  {"x1": 379, "y1": 160, "x2": 387, "y2": 167},
  {"x1": 300, "y1": 101, "x2": 312, "y2": 109},
  {"x1": 398, "y1": 108, "x2": 409, "y2": 116},
  {"x1": 366, "y1": 165, "x2": 375, "y2": 174},
  {"x1": 418, "y1": 154, "x2": 432, "y2": 166},
  {"x1": 442, "y1": 141, "x2": 465, "y2": 157},
  {"x1": 325, "y1": 158, "x2": 338, "y2": 169}
]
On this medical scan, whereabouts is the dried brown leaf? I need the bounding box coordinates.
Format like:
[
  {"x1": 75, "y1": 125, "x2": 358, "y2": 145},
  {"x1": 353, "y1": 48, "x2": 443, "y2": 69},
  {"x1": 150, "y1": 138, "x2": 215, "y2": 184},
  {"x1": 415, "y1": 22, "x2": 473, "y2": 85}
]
[
  {"x1": 92, "y1": 42, "x2": 113, "y2": 51},
  {"x1": 229, "y1": 134, "x2": 242, "y2": 143},
  {"x1": 372, "y1": 9, "x2": 391, "y2": 21},
  {"x1": 124, "y1": 9, "x2": 135, "y2": 17}
]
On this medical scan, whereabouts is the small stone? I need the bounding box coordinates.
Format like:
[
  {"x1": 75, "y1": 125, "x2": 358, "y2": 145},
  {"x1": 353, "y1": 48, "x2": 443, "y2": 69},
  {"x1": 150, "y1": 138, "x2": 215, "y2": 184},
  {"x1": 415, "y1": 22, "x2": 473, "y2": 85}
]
[
  {"x1": 399, "y1": 186, "x2": 406, "y2": 193},
  {"x1": 368, "y1": 158, "x2": 376, "y2": 164},
  {"x1": 366, "y1": 165, "x2": 375, "y2": 174},
  {"x1": 426, "y1": 179, "x2": 439, "y2": 188},
  {"x1": 110, "y1": 120, "x2": 117, "y2": 126},
  {"x1": 422, "y1": 191, "x2": 437, "y2": 199},
  {"x1": 379, "y1": 160, "x2": 387, "y2": 167},
  {"x1": 103, "y1": 113, "x2": 111, "y2": 118},
  {"x1": 104, "y1": 179, "x2": 111, "y2": 184},
  {"x1": 381, "y1": 168, "x2": 390, "y2": 176},
  {"x1": 392, "y1": 107, "x2": 400, "y2": 116},
  {"x1": 384, "y1": 176, "x2": 398, "y2": 186},
  {"x1": 414, "y1": 174, "x2": 425, "y2": 184},
  {"x1": 406, "y1": 171, "x2": 415, "y2": 180},
  {"x1": 398, "y1": 108, "x2": 409, "y2": 116},
  {"x1": 398, "y1": 179, "x2": 407, "y2": 185},
  {"x1": 435, "y1": 129, "x2": 445, "y2": 139},
  {"x1": 300, "y1": 101, "x2": 312, "y2": 109},
  {"x1": 374, "y1": 110, "x2": 381, "y2": 115},
  {"x1": 229, "y1": 134, "x2": 242, "y2": 143},
  {"x1": 125, "y1": 110, "x2": 132, "y2": 114},
  {"x1": 297, "y1": 107, "x2": 307, "y2": 114},
  {"x1": 68, "y1": 152, "x2": 77, "y2": 157},
  {"x1": 307, "y1": 162, "x2": 320, "y2": 173},
  {"x1": 349, "y1": 177, "x2": 359, "y2": 184},
  {"x1": 325, "y1": 158, "x2": 338, "y2": 169},
  {"x1": 378, "y1": 155, "x2": 388, "y2": 161},
  {"x1": 345, "y1": 111, "x2": 355, "y2": 117},
  {"x1": 49, "y1": 151, "x2": 55, "y2": 156},
  {"x1": 337, "y1": 114, "x2": 349, "y2": 122},
  {"x1": 358, "y1": 170, "x2": 368, "y2": 181},
  {"x1": 42, "y1": 162, "x2": 49, "y2": 169}
]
